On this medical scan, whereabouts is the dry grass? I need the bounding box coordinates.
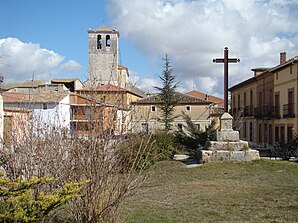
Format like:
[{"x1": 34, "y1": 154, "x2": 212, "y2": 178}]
[{"x1": 118, "y1": 159, "x2": 298, "y2": 223}]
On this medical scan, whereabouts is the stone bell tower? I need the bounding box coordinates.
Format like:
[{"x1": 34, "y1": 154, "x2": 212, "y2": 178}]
[{"x1": 87, "y1": 25, "x2": 119, "y2": 86}]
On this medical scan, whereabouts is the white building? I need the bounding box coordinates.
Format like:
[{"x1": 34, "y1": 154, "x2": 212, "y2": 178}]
[{"x1": 2, "y1": 91, "x2": 71, "y2": 133}]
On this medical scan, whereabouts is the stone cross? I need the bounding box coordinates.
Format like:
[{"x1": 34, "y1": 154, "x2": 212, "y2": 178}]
[{"x1": 213, "y1": 47, "x2": 240, "y2": 112}]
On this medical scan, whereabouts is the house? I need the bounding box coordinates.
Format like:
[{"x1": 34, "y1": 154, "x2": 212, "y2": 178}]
[
  {"x1": 1, "y1": 79, "x2": 70, "y2": 94},
  {"x1": 2, "y1": 80, "x2": 46, "y2": 93},
  {"x1": 130, "y1": 92, "x2": 213, "y2": 133},
  {"x1": 186, "y1": 90, "x2": 224, "y2": 128},
  {"x1": 2, "y1": 91, "x2": 71, "y2": 133},
  {"x1": 3, "y1": 107, "x2": 31, "y2": 147},
  {"x1": 76, "y1": 84, "x2": 145, "y2": 110},
  {"x1": 51, "y1": 78, "x2": 83, "y2": 92},
  {"x1": 70, "y1": 93, "x2": 128, "y2": 136},
  {"x1": 186, "y1": 90, "x2": 224, "y2": 107},
  {"x1": 229, "y1": 52, "x2": 298, "y2": 147}
]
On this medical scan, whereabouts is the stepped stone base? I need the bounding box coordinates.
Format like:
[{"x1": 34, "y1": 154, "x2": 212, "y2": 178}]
[
  {"x1": 197, "y1": 149, "x2": 260, "y2": 164},
  {"x1": 216, "y1": 130, "x2": 239, "y2": 142},
  {"x1": 205, "y1": 140, "x2": 249, "y2": 151}
]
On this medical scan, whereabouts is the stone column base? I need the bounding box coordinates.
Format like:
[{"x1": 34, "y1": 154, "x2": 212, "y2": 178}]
[{"x1": 197, "y1": 149, "x2": 260, "y2": 164}]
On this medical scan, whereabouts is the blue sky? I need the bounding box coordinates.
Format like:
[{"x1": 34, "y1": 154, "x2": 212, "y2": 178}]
[
  {"x1": 0, "y1": 0, "x2": 151, "y2": 81},
  {"x1": 1, "y1": 0, "x2": 298, "y2": 96}
]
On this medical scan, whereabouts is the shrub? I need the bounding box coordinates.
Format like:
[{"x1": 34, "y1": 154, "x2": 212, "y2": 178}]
[
  {"x1": 0, "y1": 175, "x2": 86, "y2": 222},
  {"x1": 272, "y1": 137, "x2": 298, "y2": 160},
  {"x1": 175, "y1": 112, "x2": 217, "y2": 154},
  {"x1": 153, "y1": 131, "x2": 179, "y2": 161},
  {"x1": 118, "y1": 132, "x2": 180, "y2": 171}
]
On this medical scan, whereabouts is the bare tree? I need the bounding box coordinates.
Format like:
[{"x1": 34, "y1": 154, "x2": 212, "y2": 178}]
[{"x1": 0, "y1": 95, "x2": 151, "y2": 222}]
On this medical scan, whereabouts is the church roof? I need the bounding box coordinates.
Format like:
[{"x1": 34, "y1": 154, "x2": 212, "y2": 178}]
[
  {"x1": 95, "y1": 25, "x2": 115, "y2": 32},
  {"x1": 132, "y1": 92, "x2": 212, "y2": 105},
  {"x1": 88, "y1": 25, "x2": 120, "y2": 36}
]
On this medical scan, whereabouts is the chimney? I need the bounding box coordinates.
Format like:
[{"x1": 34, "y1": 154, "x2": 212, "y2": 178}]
[{"x1": 280, "y1": 51, "x2": 286, "y2": 65}]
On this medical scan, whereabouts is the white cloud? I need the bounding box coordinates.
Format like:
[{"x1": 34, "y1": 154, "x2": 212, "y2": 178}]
[
  {"x1": 129, "y1": 71, "x2": 160, "y2": 93},
  {"x1": 107, "y1": 0, "x2": 298, "y2": 96},
  {"x1": 0, "y1": 38, "x2": 82, "y2": 84},
  {"x1": 59, "y1": 60, "x2": 82, "y2": 72}
]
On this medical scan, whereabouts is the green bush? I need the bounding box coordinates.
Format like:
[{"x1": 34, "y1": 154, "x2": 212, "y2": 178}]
[
  {"x1": 0, "y1": 175, "x2": 87, "y2": 222},
  {"x1": 272, "y1": 136, "x2": 298, "y2": 160},
  {"x1": 153, "y1": 131, "x2": 179, "y2": 161},
  {"x1": 175, "y1": 112, "x2": 217, "y2": 154},
  {"x1": 118, "y1": 132, "x2": 181, "y2": 170}
]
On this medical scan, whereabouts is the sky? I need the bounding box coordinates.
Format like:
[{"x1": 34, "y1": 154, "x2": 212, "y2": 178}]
[{"x1": 0, "y1": 0, "x2": 298, "y2": 97}]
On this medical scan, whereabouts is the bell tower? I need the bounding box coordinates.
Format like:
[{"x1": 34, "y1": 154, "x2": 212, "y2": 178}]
[{"x1": 87, "y1": 25, "x2": 119, "y2": 86}]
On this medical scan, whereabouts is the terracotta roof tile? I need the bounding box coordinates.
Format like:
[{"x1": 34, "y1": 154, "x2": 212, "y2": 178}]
[
  {"x1": 186, "y1": 90, "x2": 224, "y2": 106},
  {"x1": 2, "y1": 91, "x2": 69, "y2": 104},
  {"x1": 132, "y1": 92, "x2": 212, "y2": 105}
]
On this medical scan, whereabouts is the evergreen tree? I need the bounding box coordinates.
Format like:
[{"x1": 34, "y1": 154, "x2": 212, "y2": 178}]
[{"x1": 155, "y1": 54, "x2": 179, "y2": 132}]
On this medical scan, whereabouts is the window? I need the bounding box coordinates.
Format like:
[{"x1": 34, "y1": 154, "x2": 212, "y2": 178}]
[
  {"x1": 258, "y1": 124, "x2": 262, "y2": 144},
  {"x1": 287, "y1": 126, "x2": 293, "y2": 143},
  {"x1": 244, "y1": 92, "x2": 247, "y2": 108},
  {"x1": 276, "y1": 72, "x2": 279, "y2": 80},
  {"x1": 264, "y1": 123, "x2": 268, "y2": 144},
  {"x1": 280, "y1": 126, "x2": 285, "y2": 143},
  {"x1": 269, "y1": 124, "x2": 273, "y2": 145},
  {"x1": 243, "y1": 122, "x2": 247, "y2": 140},
  {"x1": 290, "y1": 65, "x2": 293, "y2": 74},
  {"x1": 106, "y1": 35, "x2": 111, "y2": 48},
  {"x1": 141, "y1": 123, "x2": 148, "y2": 133},
  {"x1": 196, "y1": 124, "x2": 201, "y2": 130},
  {"x1": 151, "y1": 105, "x2": 156, "y2": 112},
  {"x1": 250, "y1": 90, "x2": 253, "y2": 107},
  {"x1": 177, "y1": 123, "x2": 183, "y2": 130},
  {"x1": 275, "y1": 92, "x2": 280, "y2": 116},
  {"x1": 275, "y1": 126, "x2": 279, "y2": 143},
  {"x1": 85, "y1": 108, "x2": 93, "y2": 120},
  {"x1": 97, "y1": 35, "x2": 102, "y2": 49},
  {"x1": 249, "y1": 122, "x2": 253, "y2": 141},
  {"x1": 42, "y1": 103, "x2": 47, "y2": 110},
  {"x1": 186, "y1": 105, "x2": 191, "y2": 111}
]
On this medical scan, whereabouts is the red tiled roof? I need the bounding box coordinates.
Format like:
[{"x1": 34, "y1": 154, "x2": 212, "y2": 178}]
[
  {"x1": 186, "y1": 90, "x2": 224, "y2": 106},
  {"x1": 2, "y1": 91, "x2": 69, "y2": 104},
  {"x1": 132, "y1": 92, "x2": 212, "y2": 105}
]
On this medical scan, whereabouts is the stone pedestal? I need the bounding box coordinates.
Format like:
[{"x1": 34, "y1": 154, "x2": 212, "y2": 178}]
[{"x1": 198, "y1": 113, "x2": 260, "y2": 163}]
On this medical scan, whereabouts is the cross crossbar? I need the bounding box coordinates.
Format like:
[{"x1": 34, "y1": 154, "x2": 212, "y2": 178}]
[{"x1": 213, "y1": 47, "x2": 240, "y2": 112}]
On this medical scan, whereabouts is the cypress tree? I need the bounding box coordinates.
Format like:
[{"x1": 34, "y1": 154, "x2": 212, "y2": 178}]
[{"x1": 155, "y1": 54, "x2": 179, "y2": 132}]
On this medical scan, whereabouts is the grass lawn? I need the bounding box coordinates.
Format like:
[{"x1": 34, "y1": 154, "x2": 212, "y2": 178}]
[{"x1": 118, "y1": 159, "x2": 298, "y2": 223}]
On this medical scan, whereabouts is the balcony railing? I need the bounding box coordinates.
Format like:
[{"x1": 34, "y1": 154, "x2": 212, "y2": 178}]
[
  {"x1": 283, "y1": 103, "x2": 295, "y2": 118},
  {"x1": 254, "y1": 106, "x2": 280, "y2": 119},
  {"x1": 232, "y1": 105, "x2": 281, "y2": 119},
  {"x1": 243, "y1": 106, "x2": 254, "y2": 117}
]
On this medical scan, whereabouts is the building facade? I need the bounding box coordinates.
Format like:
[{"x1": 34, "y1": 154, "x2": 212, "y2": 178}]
[
  {"x1": 230, "y1": 52, "x2": 298, "y2": 147},
  {"x1": 2, "y1": 91, "x2": 71, "y2": 133},
  {"x1": 87, "y1": 25, "x2": 123, "y2": 87},
  {"x1": 131, "y1": 92, "x2": 213, "y2": 133}
]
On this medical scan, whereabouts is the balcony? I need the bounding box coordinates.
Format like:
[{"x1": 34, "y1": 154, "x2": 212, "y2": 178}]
[
  {"x1": 243, "y1": 106, "x2": 254, "y2": 117},
  {"x1": 254, "y1": 106, "x2": 280, "y2": 119},
  {"x1": 231, "y1": 107, "x2": 243, "y2": 117},
  {"x1": 283, "y1": 103, "x2": 295, "y2": 118}
]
